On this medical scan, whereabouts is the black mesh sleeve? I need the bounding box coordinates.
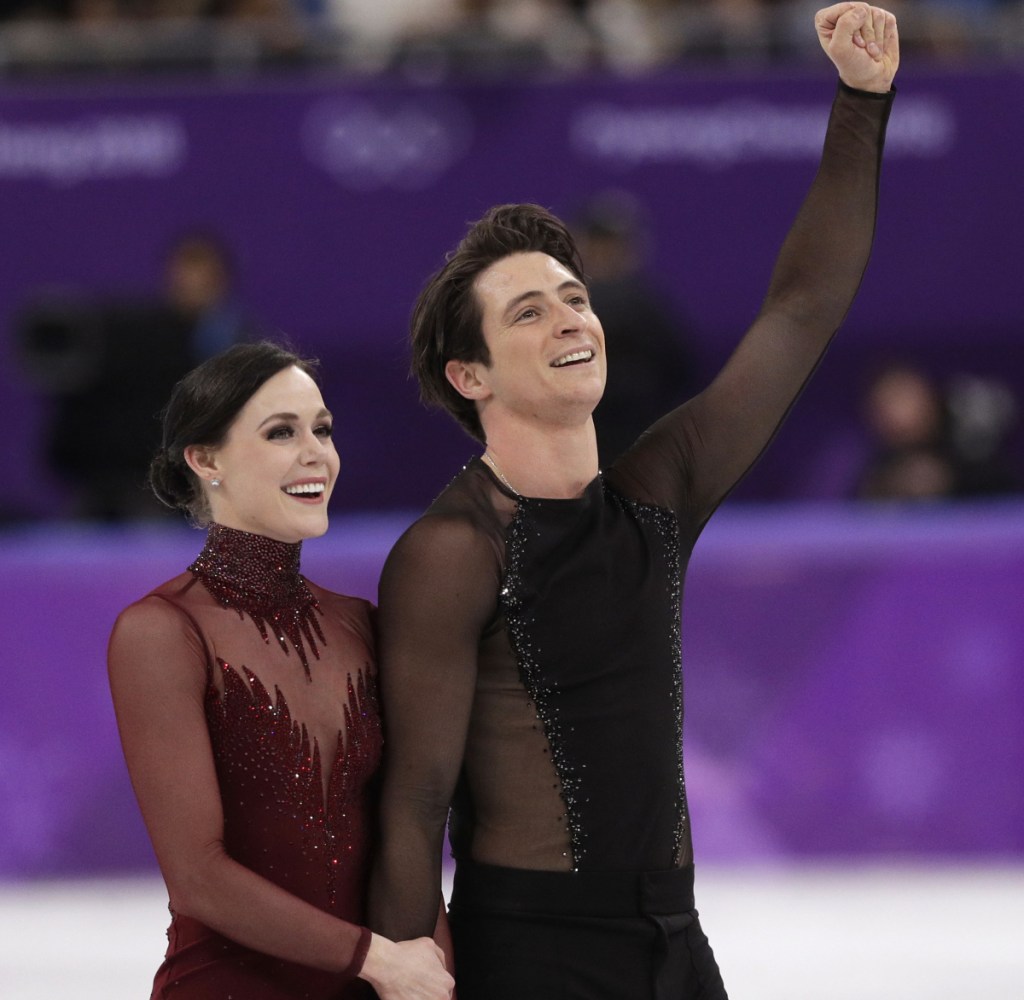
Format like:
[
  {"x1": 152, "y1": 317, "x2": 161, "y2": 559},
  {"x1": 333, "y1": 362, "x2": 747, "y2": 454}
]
[
  {"x1": 607, "y1": 84, "x2": 895, "y2": 533},
  {"x1": 368, "y1": 512, "x2": 503, "y2": 939}
]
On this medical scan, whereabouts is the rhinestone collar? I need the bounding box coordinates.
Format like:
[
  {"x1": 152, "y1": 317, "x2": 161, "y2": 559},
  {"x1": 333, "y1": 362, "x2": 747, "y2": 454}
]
[{"x1": 190, "y1": 523, "x2": 325, "y2": 681}]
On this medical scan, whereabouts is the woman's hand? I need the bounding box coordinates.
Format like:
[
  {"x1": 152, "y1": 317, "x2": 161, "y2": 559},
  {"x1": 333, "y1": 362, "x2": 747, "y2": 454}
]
[{"x1": 359, "y1": 934, "x2": 455, "y2": 1000}]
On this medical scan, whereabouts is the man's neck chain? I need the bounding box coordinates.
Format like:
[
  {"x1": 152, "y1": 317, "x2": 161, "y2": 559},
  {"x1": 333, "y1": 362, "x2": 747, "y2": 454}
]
[{"x1": 482, "y1": 451, "x2": 521, "y2": 498}]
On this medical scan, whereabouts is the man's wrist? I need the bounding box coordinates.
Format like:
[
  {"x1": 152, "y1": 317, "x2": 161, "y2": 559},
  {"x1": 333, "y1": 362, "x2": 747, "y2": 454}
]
[{"x1": 838, "y1": 79, "x2": 896, "y2": 98}]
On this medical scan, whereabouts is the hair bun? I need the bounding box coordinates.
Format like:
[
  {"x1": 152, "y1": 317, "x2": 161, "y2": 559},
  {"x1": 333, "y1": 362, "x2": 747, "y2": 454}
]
[{"x1": 148, "y1": 448, "x2": 195, "y2": 512}]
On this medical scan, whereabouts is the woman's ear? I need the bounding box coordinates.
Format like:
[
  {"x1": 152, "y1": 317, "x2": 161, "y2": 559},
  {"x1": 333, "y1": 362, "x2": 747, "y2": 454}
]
[
  {"x1": 183, "y1": 445, "x2": 220, "y2": 484},
  {"x1": 445, "y1": 359, "x2": 491, "y2": 401}
]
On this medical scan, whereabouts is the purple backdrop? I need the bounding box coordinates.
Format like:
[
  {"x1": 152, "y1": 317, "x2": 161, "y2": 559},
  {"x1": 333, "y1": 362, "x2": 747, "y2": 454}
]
[
  {"x1": 2, "y1": 502, "x2": 1023, "y2": 878},
  {"x1": 2, "y1": 65, "x2": 1022, "y2": 878},
  {"x1": 1, "y1": 67, "x2": 1022, "y2": 518}
]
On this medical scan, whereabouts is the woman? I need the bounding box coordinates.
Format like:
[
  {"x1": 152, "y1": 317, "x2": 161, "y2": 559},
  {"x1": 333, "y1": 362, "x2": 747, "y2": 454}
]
[{"x1": 109, "y1": 342, "x2": 453, "y2": 1000}]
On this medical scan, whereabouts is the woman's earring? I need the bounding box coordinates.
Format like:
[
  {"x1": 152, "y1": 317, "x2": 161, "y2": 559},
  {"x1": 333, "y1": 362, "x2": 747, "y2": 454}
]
[{"x1": 211, "y1": 478, "x2": 222, "y2": 488}]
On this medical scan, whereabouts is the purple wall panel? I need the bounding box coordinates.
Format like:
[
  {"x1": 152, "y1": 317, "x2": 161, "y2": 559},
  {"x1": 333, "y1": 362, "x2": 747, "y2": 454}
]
[
  {"x1": 682, "y1": 504, "x2": 1024, "y2": 861},
  {"x1": 1, "y1": 68, "x2": 1022, "y2": 519},
  {"x1": 2, "y1": 503, "x2": 1022, "y2": 879}
]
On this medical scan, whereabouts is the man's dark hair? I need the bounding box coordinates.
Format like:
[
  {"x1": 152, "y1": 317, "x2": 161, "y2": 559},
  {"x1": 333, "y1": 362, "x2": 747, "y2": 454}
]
[{"x1": 410, "y1": 203, "x2": 586, "y2": 443}]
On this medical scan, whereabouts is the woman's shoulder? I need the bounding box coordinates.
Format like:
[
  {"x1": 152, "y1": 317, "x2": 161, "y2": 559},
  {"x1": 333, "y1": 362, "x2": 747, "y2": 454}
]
[
  {"x1": 114, "y1": 570, "x2": 199, "y2": 626},
  {"x1": 111, "y1": 570, "x2": 223, "y2": 663},
  {"x1": 109, "y1": 572, "x2": 211, "y2": 685}
]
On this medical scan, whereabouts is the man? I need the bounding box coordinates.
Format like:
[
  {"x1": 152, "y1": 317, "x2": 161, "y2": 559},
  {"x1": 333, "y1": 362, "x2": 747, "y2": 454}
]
[
  {"x1": 21, "y1": 231, "x2": 255, "y2": 521},
  {"x1": 572, "y1": 189, "x2": 700, "y2": 468},
  {"x1": 370, "y1": 6, "x2": 898, "y2": 997}
]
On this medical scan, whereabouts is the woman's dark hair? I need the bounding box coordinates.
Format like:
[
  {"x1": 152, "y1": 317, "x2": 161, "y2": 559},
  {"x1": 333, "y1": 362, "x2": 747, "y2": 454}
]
[
  {"x1": 149, "y1": 340, "x2": 319, "y2": 521},
  {"x1": 410, "y1": 203, "x2": 586, "y2": 443}
]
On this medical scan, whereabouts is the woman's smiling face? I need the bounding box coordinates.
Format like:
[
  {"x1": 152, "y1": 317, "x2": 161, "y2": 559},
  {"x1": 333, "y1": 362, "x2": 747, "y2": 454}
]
[{"x1": 195, "y1": 364, "x2": 340, "y2": 543}]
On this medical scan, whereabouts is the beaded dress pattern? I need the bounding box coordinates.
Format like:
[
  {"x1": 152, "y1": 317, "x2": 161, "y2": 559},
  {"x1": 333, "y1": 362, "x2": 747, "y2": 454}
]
[{"x1": 139, "y1": 524, "x2": 381, "y2": 999}]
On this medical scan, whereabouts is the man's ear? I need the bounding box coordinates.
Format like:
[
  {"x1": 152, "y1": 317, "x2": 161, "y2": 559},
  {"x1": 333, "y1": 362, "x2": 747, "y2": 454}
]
[
  {"x1": 445, "y1": 359, "x2": 491, "y2": 401},
  {"x1": 184, "y1": 444, "x2": 220, "y2": 483}
]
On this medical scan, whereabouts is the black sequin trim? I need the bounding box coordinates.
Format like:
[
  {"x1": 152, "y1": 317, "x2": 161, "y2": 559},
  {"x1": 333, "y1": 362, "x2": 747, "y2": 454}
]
[
  {"x1": 613, "y1": 489, "x2": 688, "y2": 866},
  {"x1": 500, "y1": 497, "x2": 589, "y2": 869},
  {"x1": 501, "y1": 484, "x2": 688, "y2": 871}
]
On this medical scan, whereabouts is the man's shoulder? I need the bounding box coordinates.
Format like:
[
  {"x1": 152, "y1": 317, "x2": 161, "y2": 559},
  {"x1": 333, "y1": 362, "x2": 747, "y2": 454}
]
[
  {"x1": 381, "y1": 505, "x2": 503, "y2": 603},
  {"x1": 423, "y1": 458, "x2": 508, "y2": 524},
  {"x1": 394, "y1": 506, "x2": 489, "y2": 559},
  {"x1": 388, "y1": 463, "x2": 505, "y2": 572}
]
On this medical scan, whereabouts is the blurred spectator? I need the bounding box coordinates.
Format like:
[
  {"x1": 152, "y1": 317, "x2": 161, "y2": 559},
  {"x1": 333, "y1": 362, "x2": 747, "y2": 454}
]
[
  {"x1": 855, "y1": 361, "x2": 1020, "y2": 501},
  {"x1": 572, "y1": 190, "x2": 700, "y2": 468},
  {"x1": 0, "y1": 0, "x2": 313, "y2": 73},
  {"x1": 1, "y1": 0, "x2": 1020, "y2": 71},
  {"x1": 0, "y1": 0, "x2": 299, "y2": 18},
  {"x1": 0, "y1": 2, "x2": 59, "y2": 19},
  {"x1": 205, "y1": 0, "x2": 309, "y2": 63},
  {"x1": 583, "y1": 0, "x2": 667, "y2": 72},
  {"x1": 165, "y1": 232, "x2": 257, "y2": 358},
  {"x1": 17, "y1": 232, "x2": 260, "y2": 520},
  {"x1": 676, "y1": 0, "x2": 800, "y2": 65},
  {"x1": 856, "y1": 362, "x2": 957, "y2": 500},
  {"x1": 945, "y1": 372, "x2": 1021, "y2": 495}
]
